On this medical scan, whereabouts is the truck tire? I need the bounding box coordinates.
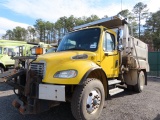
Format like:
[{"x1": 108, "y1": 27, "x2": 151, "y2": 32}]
[
  {"x1": 71, "y1": 78, "x2": 105, "y2": 120},
  {"x1": 134, "y1": 71, "x2": 145, "y2": 93},
  {"x1": 0, "y1": 66, "x2": 4, "y2": 73}
]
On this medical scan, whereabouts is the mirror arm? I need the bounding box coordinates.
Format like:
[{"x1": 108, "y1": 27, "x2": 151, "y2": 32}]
[
  {"x1": 117, "y1": 28, "x2": 120, "y2": 44},
  {"x1": 105, "y1": 53, "x2": 108, "y2": 56}
]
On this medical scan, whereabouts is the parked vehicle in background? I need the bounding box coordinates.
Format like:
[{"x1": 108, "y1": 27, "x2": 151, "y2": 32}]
[
  {"x1": 0, "y1": 40, "x2": 52, "y2": 72},
  {"x1": 0, "y1": 45, "x2": 15, "y2": 72}
]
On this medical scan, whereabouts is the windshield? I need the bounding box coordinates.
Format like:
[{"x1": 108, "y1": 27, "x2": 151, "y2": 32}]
[{"x1": 57, "y1": 28, "x2": 101, "y2": 52}]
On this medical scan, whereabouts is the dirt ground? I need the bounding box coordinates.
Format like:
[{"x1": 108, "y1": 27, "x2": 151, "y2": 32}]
[{"x1": 0, "y1": 77, "x2": 160, "y2": 120}]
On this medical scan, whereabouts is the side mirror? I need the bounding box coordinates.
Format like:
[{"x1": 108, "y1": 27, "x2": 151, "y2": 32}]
[
  {"x1": 117, "y1": 29, "x2": 123, "y2": 44},
  {"x1": 118, "y1": 44, "x2": 124, "y2": 51},
  {"x1": 119, "y1": 29, "x2": 123, "y2": 39}
]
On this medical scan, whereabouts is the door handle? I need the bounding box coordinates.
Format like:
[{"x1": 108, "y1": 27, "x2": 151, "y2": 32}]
[{"x1": 115, "y1": 60, "x2": 118, "y2": 68}]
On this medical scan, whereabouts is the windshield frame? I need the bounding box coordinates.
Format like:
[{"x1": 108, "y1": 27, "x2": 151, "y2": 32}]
[{"x1": 57, "y1": 28, "x2": 101, "y2": 52}]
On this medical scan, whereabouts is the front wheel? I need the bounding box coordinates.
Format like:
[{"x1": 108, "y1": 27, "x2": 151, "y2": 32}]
[
  {"x1": 134, "y1": 71, "x2": 145, "y2": 93},
  {"x1": 71, "y1": 78, "x2": 105, "y2": 120}
]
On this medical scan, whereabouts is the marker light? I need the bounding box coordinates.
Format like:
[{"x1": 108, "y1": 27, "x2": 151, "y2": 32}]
[{"x1": 31, "y1": 47, "x2": 43, "y2": 55}]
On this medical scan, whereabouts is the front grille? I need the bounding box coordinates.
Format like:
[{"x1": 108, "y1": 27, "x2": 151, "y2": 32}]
[{"x1": 30, "y1": 63, "x2": 45, "y2": 78}]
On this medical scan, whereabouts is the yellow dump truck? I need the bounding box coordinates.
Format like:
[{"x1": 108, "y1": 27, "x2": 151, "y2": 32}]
[{"x1": 0, "y1": 15, "x2": 149, "y2": 120}]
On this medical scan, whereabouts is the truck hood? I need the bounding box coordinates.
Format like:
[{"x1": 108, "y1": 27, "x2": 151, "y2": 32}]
[
  {"x1": 34, "y1": 51, "x2": 99, "y2": 84},
  {"x1": 36, "y1": 51, "x2": 97, "y2": 64}
]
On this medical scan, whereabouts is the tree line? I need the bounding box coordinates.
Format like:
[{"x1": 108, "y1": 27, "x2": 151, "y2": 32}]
[
  {"x1": 2, "y1": 15, "x2": 100, "y2": 44},
  {"x1": 2, "y1": 2, "x2": 160, "y2": 51}
]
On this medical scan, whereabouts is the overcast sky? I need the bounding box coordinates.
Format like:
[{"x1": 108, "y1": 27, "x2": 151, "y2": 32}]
[{"x1": 0, "y1": 0, "x2": 160, "y2": 37}]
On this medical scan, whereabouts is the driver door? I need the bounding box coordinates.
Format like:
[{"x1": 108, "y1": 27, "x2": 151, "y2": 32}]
[
  {"x1": 3, "y1": 47, "x2": 15, "y2": 65},
  {"x1": 100, "y1": 32, "x2": 119, "y2": 78}
]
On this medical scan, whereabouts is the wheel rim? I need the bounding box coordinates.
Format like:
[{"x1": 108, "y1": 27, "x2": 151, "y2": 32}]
[
  {"x1": 139, "y1": 72, "x2": 145, "y2": 90},
  {"x1": 86, "y1": 89, "x2": 101, "y2": 114}
]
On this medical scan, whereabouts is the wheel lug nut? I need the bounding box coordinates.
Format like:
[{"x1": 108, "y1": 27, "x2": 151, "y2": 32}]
[
  {"x1": 89, "y1": 93, "x2": 92, "y2": 96},
  {"x1": 86, "y1": 104, "x2": 90, "y2": 108}
]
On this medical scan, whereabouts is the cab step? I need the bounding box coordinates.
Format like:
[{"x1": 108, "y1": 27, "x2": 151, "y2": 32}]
[
  {"x1": 109, "y1": 88, "x2": 124, "y2": 96},
  {"x1": 108, "y1": 79, "x2": 121, "y2": 85}
]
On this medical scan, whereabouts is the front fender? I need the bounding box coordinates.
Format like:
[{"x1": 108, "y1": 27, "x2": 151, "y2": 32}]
[
  {"x1": 79, "y1": 67, "x2": 103, "y2": 84},
  {"x1": 42, "y1": 60, "x2": 100, "y2": 84}
]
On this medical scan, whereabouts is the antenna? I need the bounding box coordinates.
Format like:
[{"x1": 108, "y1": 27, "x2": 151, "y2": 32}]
[{"x1": 121, "y1": 0, "x2": 122, "y2": 11}]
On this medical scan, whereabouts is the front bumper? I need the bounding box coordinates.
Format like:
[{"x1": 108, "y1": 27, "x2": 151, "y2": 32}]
[{"x1": 39, "y1": 84, "x2": 65, "y2": 102}]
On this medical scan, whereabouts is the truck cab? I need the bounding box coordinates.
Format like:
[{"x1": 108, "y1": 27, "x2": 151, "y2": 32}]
[{"x1": 0, "y1": 45, "x2": 16, "y2": 72}]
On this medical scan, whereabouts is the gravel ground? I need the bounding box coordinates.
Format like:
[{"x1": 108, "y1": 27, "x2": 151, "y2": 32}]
[{"x1": 0, "y1": 77, "x2": 160, "y2": 120}]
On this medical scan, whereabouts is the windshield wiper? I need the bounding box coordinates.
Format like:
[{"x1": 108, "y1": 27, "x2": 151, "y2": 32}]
[{"x1": 65, "y1": 48, "x2": 87, "y2": 51}]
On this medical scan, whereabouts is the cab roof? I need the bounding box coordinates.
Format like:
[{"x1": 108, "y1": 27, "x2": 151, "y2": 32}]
[{"x1": 73, "y1": 14, "x2": 128, "y2": 30}]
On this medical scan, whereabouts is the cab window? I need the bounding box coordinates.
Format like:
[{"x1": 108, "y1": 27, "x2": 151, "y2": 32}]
[
  {"x1": 3, "y1": 48, "x2": 7, "y2": 54},
  {"x1": 103, "y1": 32, "x2": 115, "y2": 52},
  {"x1": 8, "y1": 48, "x2": 14, "y2": 53}
]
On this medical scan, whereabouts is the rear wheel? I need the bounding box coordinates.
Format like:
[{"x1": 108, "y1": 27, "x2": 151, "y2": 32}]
[
  {"x1": 134, "y1": 71, "x2": 145, "y2": 93},
  {"x1": 71, "y1": 78, "x2": 105, "y2": 120}
]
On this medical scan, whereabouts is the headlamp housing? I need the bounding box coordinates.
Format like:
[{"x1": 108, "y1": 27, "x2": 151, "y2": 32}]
[{"x1": 54, "y1": 70, "x2": 77, "y2": 78}]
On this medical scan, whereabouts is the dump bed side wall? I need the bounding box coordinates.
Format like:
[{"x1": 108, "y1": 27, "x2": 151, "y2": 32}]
[
  {"x1": 122, "y1": 35, "x2": 149, "y2": 72},
  {"x1": 130, "y1": 37, "x2": 148, "y2": 60}
]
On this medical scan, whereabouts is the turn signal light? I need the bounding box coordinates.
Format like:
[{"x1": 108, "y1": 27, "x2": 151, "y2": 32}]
[{"x1": 31, "y1": 47, "x2": 43, "y2": 55}]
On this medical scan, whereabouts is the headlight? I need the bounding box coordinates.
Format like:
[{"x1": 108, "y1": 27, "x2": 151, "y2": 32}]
[{"x1": 54, "y1": 70, "x2": 77, "y2": 78}]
